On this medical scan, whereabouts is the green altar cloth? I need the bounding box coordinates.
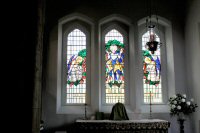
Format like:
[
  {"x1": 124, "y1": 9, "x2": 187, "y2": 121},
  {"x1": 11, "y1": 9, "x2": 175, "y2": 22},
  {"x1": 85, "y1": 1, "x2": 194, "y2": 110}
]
[{"x1": 109, "y1": 102, "x2": 129, "y2": 120}]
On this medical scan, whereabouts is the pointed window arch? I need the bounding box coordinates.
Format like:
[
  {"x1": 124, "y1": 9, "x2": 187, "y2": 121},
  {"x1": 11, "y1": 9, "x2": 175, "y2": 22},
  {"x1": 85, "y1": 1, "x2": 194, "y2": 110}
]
[
  {"x1": 105, "y1": 29, "x2": 124, "y2": 43},
  {"x1": 142, "y1": 31, "x2": 162, "y2": 103},
  {"x1": 66, "y1": 29, "x2": 87, "y2": 104},
  {"x1": 57, "y1": 14, "x2": 94, "y2": 114},
  {"x1": 105, "y1": 29, "x2": 125, "y2": 104}
]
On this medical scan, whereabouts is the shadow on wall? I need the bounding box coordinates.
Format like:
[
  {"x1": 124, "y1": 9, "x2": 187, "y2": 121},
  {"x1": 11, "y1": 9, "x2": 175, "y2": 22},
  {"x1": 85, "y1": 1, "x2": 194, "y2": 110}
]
[
  {"x1": 40, "y1": 113, "x2": 117, "y2": 133},
  {"x1": 41, "y1": 123, "x2": 74, "y2": 133},
  {"x1": 198, "y1": 23, "x2": 200, "y2": 44}
]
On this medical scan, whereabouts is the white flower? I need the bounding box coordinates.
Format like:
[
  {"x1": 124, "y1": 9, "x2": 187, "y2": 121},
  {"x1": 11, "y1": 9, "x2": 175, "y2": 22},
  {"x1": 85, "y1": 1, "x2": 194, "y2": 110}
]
[
  {"x1": 177, "y1": 106, "x2": 181, "y2": 110},
  {"x1": 186, "y1": 101, "x2": 191, "y2": 106},
  {"x1": 171, "y1": 105, "x2": 176, "y2": 109},
  {"x1": 181, "y1": 99, "x2": 185, "y2": 102},
  {"x1": 173, "y1": 100, "x2": 177, "y2": 104},
  {"x1": 190, "y1": 98, "x2": 194, "y2": 102},
  {"x1": 173, "y1": 95, "x2": 177, "y2": 98},
  {"x1": 182, "y1": 94, "x2": 186, "y2": 98}
]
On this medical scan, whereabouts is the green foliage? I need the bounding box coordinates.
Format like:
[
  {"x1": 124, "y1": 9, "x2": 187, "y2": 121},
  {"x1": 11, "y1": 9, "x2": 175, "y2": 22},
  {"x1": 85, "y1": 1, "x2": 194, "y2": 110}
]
[
  {"x1": 78, "y1": 49, "x2": 86, "y2": 58},
  {"x1": 105, "y1": 40, "x2": 124, "y2": 50},
  {"x1": 67, "y1": 80, "x2": 81, "y2": 86}
]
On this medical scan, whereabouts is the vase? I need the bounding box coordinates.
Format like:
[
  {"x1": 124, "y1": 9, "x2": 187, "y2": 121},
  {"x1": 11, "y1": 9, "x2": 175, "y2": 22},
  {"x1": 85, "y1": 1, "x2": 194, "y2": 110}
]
[{"x1": 177, "y1": 113, "x2": 186, "y2": 133}]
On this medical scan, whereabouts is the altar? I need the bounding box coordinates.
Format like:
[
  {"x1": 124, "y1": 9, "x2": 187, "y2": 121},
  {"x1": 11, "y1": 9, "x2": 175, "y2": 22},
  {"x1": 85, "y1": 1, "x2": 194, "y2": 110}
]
[{"x1": 74, "y1": 119, "x2": 170, "y2": 133}]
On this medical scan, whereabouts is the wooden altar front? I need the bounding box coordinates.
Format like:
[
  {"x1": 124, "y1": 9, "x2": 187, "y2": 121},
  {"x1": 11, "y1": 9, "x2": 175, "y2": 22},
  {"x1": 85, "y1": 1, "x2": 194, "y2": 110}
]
[{"x1": 73, "y1": 119, "x2": 170, "y2": 133}]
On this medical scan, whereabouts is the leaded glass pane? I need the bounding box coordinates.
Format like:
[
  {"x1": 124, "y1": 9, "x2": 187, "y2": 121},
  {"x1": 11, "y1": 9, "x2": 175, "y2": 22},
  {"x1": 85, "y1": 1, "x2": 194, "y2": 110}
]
[
  {"x1": 105, "y1": 29, "x2": 125, "y2": 104},
  {"x1": 66, "y1": 29, "x2": 86, "y2": 104},
  {"x1": 142, "y1": 31, "x2": 162, "y2": 103}
]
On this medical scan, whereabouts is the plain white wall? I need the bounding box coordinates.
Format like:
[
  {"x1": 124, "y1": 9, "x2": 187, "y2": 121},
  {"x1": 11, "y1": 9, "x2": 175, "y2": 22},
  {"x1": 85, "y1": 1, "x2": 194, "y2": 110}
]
[{"x1": 185, "y1": 0, "x2": 200, "y2": 133}]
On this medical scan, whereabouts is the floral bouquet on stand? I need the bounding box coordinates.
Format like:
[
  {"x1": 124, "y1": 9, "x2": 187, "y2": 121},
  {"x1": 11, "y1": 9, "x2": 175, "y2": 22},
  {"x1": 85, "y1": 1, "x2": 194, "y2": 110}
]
[
  {"x1": 168, "y1": 93, "x2": 198, "y2": 118},
  {"x1": 168, "y1": 93, "x2": 198, "y2": 133}
]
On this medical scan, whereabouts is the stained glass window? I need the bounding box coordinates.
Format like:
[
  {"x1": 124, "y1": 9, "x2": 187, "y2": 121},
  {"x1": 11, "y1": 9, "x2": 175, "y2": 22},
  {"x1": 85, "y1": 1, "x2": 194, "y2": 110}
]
[
  {"x1": 142, "y1": 31, "x2": 162, "y2": 103},
  {"x1": 105, "y1": 29, "x2": 125, "y2": 104},
  {"x1": 66, "y1": 29, "x2": 86, "y2": 104}
]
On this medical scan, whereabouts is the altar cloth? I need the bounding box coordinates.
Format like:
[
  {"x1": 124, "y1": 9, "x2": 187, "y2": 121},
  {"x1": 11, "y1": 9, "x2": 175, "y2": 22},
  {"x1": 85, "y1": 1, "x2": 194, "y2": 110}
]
[
  {"x1": 76, "y1": 119, "x2": 169, "y2": 123},
  {"x1": 73, "y1": 119, "x2": 170, "y2": 133}
]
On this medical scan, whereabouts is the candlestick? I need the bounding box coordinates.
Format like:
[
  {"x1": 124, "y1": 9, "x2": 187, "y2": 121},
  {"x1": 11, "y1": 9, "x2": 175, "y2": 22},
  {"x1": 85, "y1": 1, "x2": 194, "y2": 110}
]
[
  {"x1": 84, "y1": 103, "x2": 87, "y2": 120},
  {"x1": 149, "y1": 91, "x2": 152, "y2": 119}
]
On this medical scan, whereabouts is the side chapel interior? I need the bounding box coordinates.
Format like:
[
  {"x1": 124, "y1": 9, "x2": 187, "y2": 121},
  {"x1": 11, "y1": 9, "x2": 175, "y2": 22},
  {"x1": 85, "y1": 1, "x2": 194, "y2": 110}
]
[{"x1": 17, "y1": 0, "x2": 200, "y2": 133}]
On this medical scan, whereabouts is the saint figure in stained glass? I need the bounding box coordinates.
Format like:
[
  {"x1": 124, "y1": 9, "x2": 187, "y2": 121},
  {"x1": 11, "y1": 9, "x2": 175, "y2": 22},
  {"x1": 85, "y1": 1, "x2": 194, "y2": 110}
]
[
  {"x1": 67, "y1": 49, "x2": 86, "y2": 87},
  {"x1": 143, "y1": 50, "x2": 161, "y2": 86},
  {"x1": 105, "y1": 40, "x2": 125, "y2": 89}
]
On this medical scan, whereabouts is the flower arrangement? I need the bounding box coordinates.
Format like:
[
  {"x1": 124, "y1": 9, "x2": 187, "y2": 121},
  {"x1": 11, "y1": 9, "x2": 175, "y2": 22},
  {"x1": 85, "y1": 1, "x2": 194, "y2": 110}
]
[{"x1": 168, "y1": 94, "x2": 198, "y2": 117}]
